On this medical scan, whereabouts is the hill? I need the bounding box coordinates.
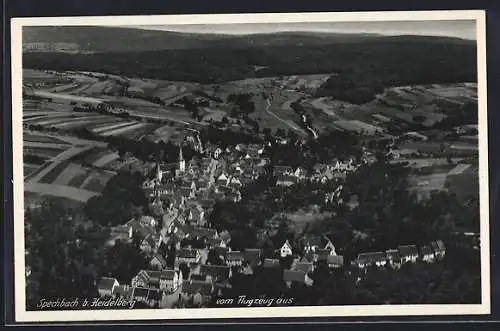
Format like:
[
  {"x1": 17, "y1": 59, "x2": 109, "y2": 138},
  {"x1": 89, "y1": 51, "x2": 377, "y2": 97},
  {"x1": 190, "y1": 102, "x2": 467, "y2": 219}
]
[{"x1": 21, "y1": 25, "x2": 472, "y2": 53}]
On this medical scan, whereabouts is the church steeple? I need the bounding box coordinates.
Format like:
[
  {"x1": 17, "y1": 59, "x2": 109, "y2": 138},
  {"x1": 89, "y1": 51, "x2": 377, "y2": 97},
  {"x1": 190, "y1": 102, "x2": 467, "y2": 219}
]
[{"x1": 179, "y1": 144, "x2": 186, "y2": 172}]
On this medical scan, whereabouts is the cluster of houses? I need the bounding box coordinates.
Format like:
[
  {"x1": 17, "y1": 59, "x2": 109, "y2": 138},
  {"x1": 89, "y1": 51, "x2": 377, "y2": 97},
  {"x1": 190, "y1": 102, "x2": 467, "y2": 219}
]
[
  {"x1": 98, "y1": 142, "x2": 411, "y2": 308},
  {"x1": 354, "y1": 240, "x2": 447, "y2": 270},
  {"x1": 97, "y1": 231, "x2": 348, "y2": 307}
]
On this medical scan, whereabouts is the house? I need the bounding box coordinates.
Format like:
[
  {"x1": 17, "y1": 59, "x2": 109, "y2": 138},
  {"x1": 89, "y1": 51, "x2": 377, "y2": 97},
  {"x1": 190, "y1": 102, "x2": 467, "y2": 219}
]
[
  {"x1": 199, "y1": 264, "x2": 231, "y2": 282},
  {"x1": 219, "y1": 231, "x2": 232, "y2": 245},
  {"x1": 227, "y1": 251, "x2": 245, "y2": 266},
  {"x1": 430, "y1": 240, "x2": 446, "y2": 259},
  {"x1": 140, "y1": 235, "x2": 159, "y2": 254},
  {"x1": 207, "y1": 237, "x2": 227, "y2": 249},
  {"x1": 187, "y1": 227, "x2": 218, "y2": 241},
  {"x1": 181, "y1": 280, "x2": 213, "y2": 302},
  {"x1": 283, "y1": 270, "x2": 314, "y2": 288},
  {"x1": 187, "y1": 206, "x2": 205, "y2": 226},
  {"x1": 216, "y1": 172, "x2": 229, "y2": 186},
  {"x1": 113, "y1": 285, "x2": 133, "y2": 300},
  {"x1": 316, "y1": 249, "x2": 336, "y2": 262},
  {"x1": 273, "y1": 166, "x2": 293, "y2": 177},
  {"x1": 280, "y1": 240, "x2": 293, "y2": 258},
  {"x1": 302, "y1": 235, "x2": 336, "y2": 255},
  {"x1": 398, "y1": 245, "x2": 419, "y2": 264},
  {"x1": 150, "y1": 254, "x2": 168, "y2": 270},
  {"x1": 131, "y1": 269, "x2": 182, "y2": 292},
  {"x1": 110, "y1": 225, "x2": 133, "y2": 241},
  {"x1": 385, "y1": 249, "x2": 402, "y2": 268},
  {"x1": 176, "y1": 248, "x2": 201, "y2": 265},
  {"x1": 327, "y1": 255, "x2": 344, "y2": 269},
  {"x1": 139, "y1": 215, "x2": 157, "y2": 228},
  {"x1": 421, "y1": 246, "x2": 435, "y2": 263},
  {"x1": 263, "y1": 258, "x2": 281, "y2": 269},
  {"x1": 97, "y1": 277, "x2": 119, "y2": 298},
  {"x1": 293, "y1": 166, "x2": 307, "y2": 179},
  {"x1": 356, "y1": 252, "x2": 387, "y2": 268},
  {"x1": 131, "y1": 287, "x2": 162, "y2": 307},
  {"x1": 159, "y1": 270, "x2": 183, "y2": 292}
]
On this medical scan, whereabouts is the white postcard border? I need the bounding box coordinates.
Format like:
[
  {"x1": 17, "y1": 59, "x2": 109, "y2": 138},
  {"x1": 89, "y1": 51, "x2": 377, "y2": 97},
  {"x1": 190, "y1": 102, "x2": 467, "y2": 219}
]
[{"x1": 11, "y1": 10, "x2": 490, "y2": 322}]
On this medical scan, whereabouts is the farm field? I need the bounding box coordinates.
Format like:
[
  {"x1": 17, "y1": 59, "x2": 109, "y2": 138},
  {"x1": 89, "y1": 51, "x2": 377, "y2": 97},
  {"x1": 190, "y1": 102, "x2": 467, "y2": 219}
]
[{"x1": 23, "y1": 129, "x2": 117, "y2": 201}]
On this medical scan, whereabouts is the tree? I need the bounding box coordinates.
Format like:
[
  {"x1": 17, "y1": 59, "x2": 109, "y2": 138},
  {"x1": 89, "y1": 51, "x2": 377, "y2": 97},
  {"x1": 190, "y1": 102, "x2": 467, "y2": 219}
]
[{"x1": 207, "y1": 249, "x2": 224, "y2": 265}]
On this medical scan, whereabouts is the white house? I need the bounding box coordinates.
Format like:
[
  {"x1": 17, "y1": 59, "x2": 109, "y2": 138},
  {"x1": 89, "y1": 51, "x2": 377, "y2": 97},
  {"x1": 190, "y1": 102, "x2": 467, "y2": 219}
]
[{"x1": 280, "y1": 240, "x2": 293, "y2": 258}]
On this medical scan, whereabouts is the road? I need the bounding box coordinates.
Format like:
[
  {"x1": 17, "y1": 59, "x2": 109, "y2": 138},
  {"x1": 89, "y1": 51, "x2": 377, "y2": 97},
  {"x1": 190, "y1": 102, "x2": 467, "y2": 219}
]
[{"x1": 265, "y1": 98, "x2": 307, "y2": 135}]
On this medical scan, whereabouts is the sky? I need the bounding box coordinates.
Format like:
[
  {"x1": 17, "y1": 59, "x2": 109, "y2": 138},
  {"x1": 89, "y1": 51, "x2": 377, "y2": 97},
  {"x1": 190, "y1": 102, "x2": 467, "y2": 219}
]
[{"x1": 126, "y1": 20, "x2": 477, "y2": 40}]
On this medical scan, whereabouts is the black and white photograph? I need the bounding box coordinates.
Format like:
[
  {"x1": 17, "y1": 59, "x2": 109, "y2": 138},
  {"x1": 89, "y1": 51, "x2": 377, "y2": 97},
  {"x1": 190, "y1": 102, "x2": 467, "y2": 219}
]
[{"x1": 11, "y1": 10, "x2": 490, "y2": 322}]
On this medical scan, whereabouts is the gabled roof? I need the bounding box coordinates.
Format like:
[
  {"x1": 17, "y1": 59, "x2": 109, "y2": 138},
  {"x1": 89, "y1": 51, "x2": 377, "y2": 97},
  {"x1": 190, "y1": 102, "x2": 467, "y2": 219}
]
[
  {"x1": 357, "y1": 252, "x2": 386, "y2": 264},
  {"x1": 97, "y1": 277, "x2": 118, "y2": 291},
  {"x1": 421, "y1": 246, "x2": 434, "y2": 256},
  {"x1": 142, "y1": 235, "x2": 157, "y2": 248},
  {"x1": 398, "y1": 245, "x2": 419, "y2": 257},
  {"x1": 199, "y1": 264, "x2": 230, "y2": 281},
  {"x1": 150, "y1": 254, "x2": 167, "y2": 268},
  {"x1": 300, "y1": 253, "x2": 315, "y2": 263},
  {"x1": 159, "y1": 270, "x2": 177, "y2": 281},
  {"x1": 386, "y1": 249, "x2": 401, "y2": 261},
  {"x1": 182, "y1": 280, "x2": 213, "y2": 296},
  {"x1": 431, "y1": 240, "x2": 446, "y2": 251}
]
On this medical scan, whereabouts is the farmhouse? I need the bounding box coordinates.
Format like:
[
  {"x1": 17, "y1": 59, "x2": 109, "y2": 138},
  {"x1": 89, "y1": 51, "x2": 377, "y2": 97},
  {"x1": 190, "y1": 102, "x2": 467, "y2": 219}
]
[{"x1": 356, "y1": 252, "x2": 387, "y2": 268}]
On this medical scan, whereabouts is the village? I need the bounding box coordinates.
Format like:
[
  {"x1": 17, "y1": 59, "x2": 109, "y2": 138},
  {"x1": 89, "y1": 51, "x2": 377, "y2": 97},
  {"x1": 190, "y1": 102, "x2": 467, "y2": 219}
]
[{"x1": 95, "y1": 139, "x2": 452, "y2": 308}]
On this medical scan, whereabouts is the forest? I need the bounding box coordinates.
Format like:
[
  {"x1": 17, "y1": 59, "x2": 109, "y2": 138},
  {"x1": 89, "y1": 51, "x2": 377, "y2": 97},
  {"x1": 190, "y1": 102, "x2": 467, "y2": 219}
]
[{"x1": 23, "y1": 36, "x2": 476, "y2": 103}]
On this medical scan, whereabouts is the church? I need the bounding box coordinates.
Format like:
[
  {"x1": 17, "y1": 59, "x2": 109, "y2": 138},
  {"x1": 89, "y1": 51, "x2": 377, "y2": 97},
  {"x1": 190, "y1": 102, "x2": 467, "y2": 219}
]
[{"x1": 155, "y1": 145, "x2": 186, "y2": 183}]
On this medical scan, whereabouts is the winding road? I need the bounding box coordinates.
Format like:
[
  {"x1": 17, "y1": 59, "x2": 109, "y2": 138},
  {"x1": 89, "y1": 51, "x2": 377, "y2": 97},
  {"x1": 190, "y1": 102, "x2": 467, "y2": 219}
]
[{"x1": 265, "y1": 98, "x2": 307, "y2": 135}]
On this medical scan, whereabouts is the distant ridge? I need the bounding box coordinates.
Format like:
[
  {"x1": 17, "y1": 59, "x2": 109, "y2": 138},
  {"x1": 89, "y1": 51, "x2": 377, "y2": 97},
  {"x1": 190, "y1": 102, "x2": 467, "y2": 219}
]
[{"x1": 22, "y1": 26, "x2": 474, "y2": 53}]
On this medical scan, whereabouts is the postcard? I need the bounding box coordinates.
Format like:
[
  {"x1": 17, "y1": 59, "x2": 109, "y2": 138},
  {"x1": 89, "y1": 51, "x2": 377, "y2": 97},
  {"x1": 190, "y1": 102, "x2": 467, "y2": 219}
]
[{"x1": 11, "y1": 10, "x2": 490, "y2": 322}]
